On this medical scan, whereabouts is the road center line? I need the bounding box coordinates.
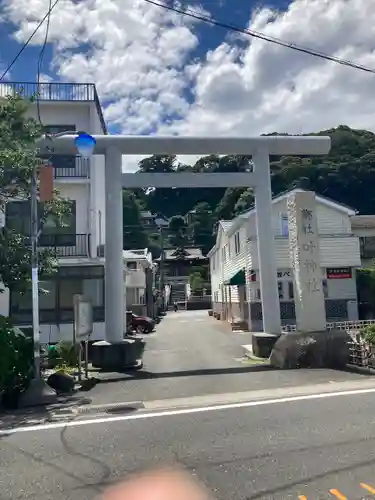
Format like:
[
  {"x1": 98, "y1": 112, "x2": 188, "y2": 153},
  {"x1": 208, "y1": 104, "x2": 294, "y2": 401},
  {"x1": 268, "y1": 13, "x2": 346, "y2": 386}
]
[{"x1": 2, "y1": 386, "x2": 375, "y2": 436}]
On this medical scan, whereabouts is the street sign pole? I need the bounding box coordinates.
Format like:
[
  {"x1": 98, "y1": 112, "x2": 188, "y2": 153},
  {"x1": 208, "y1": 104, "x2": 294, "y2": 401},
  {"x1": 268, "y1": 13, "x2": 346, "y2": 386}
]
[{"x1": 73, "y1": 294, "x2": 93, "y2": 381}]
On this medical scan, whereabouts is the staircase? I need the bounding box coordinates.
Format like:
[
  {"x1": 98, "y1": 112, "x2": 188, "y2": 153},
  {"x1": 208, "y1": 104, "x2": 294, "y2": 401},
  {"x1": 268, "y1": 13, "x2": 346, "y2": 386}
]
[{"x1": 170, "y1": 284, "x2": 186, "y2": 304}]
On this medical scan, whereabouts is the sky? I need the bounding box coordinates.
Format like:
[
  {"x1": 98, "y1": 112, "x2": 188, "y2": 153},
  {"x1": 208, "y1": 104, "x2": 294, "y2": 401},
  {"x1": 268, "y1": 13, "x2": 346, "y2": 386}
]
[{"x1": 0, "y1": 0, "x2": 375, "y2": 170}]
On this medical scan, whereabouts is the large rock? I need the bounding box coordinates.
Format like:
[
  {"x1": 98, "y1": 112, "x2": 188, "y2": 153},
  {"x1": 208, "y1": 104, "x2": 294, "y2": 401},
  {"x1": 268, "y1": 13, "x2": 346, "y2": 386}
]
[
  {"x1": 47, "y1": 371, "x2": 75, "y2": 393},
  {"x1": 269, "y1": 329, "x2": 350, "y2": 369}
]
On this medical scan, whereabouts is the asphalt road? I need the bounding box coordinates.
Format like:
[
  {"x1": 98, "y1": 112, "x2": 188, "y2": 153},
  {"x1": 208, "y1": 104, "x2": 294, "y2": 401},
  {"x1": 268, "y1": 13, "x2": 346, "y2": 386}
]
[
  {"x1": 3, "y1": 389, "x2": 375, "y2": 500},
  {"x1": 86, "y1": 310, "x2": 367, "y2": 405}
]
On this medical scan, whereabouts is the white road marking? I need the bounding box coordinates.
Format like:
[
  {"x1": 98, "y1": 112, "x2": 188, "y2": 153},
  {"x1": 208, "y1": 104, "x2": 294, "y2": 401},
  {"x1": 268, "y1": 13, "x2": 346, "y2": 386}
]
[{"x1": 3, "y1": 386, "x2": 375, "y2": 435}]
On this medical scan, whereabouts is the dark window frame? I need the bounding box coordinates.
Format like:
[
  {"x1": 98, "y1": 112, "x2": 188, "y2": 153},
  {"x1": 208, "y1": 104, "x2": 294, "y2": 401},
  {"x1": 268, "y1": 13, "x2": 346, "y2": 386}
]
[
  {"x1": 43, "y1": 125, "x2": 76, "y2": 134},
  {"x1": 6, "y1": 200, "x2": 77, "y2": 246},
  {"x1": 10, "y1": 266, "x2": 105, "y2": 325}
]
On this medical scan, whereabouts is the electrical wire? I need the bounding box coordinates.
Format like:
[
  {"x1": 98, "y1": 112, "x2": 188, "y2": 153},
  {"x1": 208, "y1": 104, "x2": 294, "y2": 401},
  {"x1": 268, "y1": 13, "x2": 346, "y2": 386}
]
[
  {"x1": 0, "y1": 0, "x2": 60, "y2": 82},
  {"x1": 36, "y1": 0, "x2": 53, "y2": 126},
  {"x1": 144, "y1": 0, "x2": 375, "y2": 75}
]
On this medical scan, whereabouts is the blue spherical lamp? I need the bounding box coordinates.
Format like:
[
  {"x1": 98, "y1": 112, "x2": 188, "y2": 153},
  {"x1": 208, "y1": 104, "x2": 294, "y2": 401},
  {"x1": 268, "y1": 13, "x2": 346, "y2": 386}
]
[{"x1": 74, "y1": 132, "x2": 96, "y2": 158}]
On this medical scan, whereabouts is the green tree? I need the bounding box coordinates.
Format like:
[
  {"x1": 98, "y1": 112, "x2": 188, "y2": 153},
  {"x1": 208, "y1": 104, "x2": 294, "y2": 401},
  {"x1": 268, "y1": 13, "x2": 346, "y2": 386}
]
[
  {"x1": 234, "y1": 188, "x2": 254, "y2": 215},
  {"x1": 168, "y1": 215, "x2": 189, "y2": 249},
  {"x1": 122, "y1": 189, "x2": 148, "y2": 250},
  {"x1": 189, "y1": 271, "x2": 204, "y2": 294},
  {"x1": 127, "y1": 125, "x2": 375, "y2": 238},
  {"x1": 0, "y1": 94, "x2": 69, "y2": 293},
  {"x1": 189, "y1": 202, "x2": 215, "y2": 255}
]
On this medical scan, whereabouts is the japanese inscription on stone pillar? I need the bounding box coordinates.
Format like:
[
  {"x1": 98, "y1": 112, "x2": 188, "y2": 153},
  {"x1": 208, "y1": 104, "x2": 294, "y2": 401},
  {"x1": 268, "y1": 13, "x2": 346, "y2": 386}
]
[{"x1": 287, "y1": 191, "x2": 326, "y2": 332}]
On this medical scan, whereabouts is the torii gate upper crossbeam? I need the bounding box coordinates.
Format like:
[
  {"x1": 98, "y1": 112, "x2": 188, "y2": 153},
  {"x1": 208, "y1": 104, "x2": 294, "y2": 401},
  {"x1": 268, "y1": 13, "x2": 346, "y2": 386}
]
[{"x1": 37, "y1": 134, "x2": 331, "y2": 156}]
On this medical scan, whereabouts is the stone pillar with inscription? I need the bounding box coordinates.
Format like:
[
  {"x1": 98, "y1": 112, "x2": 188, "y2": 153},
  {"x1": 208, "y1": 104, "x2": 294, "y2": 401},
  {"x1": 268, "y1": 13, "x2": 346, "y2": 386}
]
[{"x1": 287, "y1": 191, "x2": 326, "y2": 332}]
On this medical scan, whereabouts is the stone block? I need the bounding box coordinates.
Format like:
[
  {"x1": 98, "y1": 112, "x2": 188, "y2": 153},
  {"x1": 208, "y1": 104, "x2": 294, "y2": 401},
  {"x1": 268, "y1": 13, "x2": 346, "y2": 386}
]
[
  {"x1": 287, "y1": 191, "x2": 326, "y2": 332},
  {"x1": 270, "y1": 329, "x2": 350, "y2": 369},
  {"x1": 252, "y1": 332, "x2": 281, "y2": 358},
  {"x1": 91, "y1": 338, "x2": 145, "y2": 371}
]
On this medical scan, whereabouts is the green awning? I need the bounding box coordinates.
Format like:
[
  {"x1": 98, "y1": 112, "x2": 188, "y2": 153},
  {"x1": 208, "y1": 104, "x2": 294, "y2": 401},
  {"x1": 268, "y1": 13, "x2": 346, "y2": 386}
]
[{"x1": 224, "y1": 269, "x2": 246, "y2": 286}]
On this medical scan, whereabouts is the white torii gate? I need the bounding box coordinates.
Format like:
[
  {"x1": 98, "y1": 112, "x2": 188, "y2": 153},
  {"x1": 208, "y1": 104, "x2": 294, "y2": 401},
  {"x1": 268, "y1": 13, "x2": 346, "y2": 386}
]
[{"x1": 39, "y1": 135, "x2": 330, "y2": 342}]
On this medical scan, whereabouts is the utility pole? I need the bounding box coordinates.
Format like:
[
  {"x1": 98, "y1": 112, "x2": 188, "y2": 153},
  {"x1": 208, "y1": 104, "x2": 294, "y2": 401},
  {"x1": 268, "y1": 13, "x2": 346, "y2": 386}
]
[
  {"x1": 30, "y1": 163, "x2": 40, "y2": 379},
  {"x1": 19, "y1": 161, "x2": 57, "y2": 407},
  {"x1": 159, "y1": 225, "x2": 165, "y2": 311}
]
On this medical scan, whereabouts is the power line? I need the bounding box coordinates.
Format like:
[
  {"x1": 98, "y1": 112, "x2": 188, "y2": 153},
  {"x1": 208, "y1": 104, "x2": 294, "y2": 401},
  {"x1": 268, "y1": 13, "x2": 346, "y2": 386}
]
[
  {"x1": 0, "y1": 0, "x2": 60, "y2": 82},
  {"x1": 36, "y1": 0, "x2": 53, "y2": 126},
  {"x1": 144, "y1": 0, "x2": 375, "y2": 75}
]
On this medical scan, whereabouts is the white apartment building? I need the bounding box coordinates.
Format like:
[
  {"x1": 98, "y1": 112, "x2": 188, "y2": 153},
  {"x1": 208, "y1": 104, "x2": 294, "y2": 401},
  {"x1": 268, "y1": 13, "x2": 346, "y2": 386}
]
[
  {"x1": 209, "y1": 188, "x2": 364, "y2": 331},
  {"x1": 0, "y1": 81, "x2": 153, "y2": 342}
]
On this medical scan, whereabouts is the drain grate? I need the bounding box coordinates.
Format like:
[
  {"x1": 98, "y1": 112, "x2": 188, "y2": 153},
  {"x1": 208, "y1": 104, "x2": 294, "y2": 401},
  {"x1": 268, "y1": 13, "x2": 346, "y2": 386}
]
[{"x1": 77, "y1": 401, "x2": 144, "y2": 415}]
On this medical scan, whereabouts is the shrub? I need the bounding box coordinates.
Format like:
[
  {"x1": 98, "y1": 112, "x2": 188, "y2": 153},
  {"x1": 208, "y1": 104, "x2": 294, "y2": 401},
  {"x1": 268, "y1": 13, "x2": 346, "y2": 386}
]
[
  {"x1": 56, "y1": 341, "x2": 78, "y2": 367},
  {"x1": 0, "y1": 316, "x2": 33, "y2": 402},
  {"x1": 361, "y1": 324, "x2": 375, "y2": 345}
]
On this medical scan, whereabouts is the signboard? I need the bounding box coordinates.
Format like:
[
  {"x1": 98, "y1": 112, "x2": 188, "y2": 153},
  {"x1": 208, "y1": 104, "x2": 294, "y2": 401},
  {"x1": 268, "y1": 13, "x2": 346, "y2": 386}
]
[
  {"x1": 248, "y1": 270, "x2": 291, "y2": 282},
  {"x1": 73, "y1": 294, "x2": 93, "y2": 341},
  {"x1": 326, "y1": 267, "x2": 352, "y2": 279}
]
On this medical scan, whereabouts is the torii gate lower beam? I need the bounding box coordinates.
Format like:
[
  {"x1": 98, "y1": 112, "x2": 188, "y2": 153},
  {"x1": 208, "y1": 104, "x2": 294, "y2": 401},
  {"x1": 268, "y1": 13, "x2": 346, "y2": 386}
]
[{"x1": 38, "y1": 135, "x2": 331, "y2": 354}]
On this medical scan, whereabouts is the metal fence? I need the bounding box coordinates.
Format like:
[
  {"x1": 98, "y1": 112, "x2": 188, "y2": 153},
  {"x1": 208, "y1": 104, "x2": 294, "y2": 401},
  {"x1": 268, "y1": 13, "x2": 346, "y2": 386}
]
[
  {"x1": 0, "y1": 81, "x2": 107, "y2": 134},
  {"x1": 39, "y1": 233, "x2": 90, "y2": 257},
  {"x1": 51, "y1": 156, "x2": 90, "y2": 179}
]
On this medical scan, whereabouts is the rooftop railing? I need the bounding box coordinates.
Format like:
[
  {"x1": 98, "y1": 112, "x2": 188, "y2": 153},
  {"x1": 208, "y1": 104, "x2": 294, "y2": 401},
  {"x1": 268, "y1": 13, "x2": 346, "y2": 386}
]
[{"x1": 0, "y1": 81, "x2": 107, "y2": 134}]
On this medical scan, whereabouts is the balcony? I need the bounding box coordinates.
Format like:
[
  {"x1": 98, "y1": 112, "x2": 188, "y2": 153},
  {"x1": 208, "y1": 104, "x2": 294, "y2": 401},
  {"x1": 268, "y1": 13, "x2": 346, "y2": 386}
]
[
  {"x1": 44, "y1": 155, "x2": 90, "y2": 179},
  {"x1": 360, "y1": 237, "x2": 375, "y2": 260},
  {"x1": 0, "y1": 81, "x2": 107, "y2": 133},
  {"x1": 39, "y1": 233, "x2": 90, "y2": 258}
]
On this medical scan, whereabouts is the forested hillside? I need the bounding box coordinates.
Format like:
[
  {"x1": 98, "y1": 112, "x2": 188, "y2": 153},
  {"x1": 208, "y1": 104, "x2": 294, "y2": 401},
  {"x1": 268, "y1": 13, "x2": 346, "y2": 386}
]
[{"x1": 123, "y1": 125, "x2": 375, "y2": 256}]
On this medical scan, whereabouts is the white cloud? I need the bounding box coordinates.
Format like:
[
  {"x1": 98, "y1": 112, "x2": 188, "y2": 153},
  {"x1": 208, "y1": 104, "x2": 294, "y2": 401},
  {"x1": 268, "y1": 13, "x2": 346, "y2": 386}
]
[{"x1": 1, "y1": 0, "x2": 375, "y2": 171}]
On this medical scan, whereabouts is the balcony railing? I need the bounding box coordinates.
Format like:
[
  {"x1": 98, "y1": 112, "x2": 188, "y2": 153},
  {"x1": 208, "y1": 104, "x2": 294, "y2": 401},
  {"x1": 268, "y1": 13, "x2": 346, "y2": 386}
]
[
  {"x1": 360, "y1": 237, "x2": 375, "y2": 260},
  {"x1": 46, "y1": 155, "x2": 90, "y2": 179},
  {"x1": 39, "y1": 233, "x2": 90, "y2": 258},
  {"x1": 0, "y1": 81, "x2": 107, "y2": 134}
]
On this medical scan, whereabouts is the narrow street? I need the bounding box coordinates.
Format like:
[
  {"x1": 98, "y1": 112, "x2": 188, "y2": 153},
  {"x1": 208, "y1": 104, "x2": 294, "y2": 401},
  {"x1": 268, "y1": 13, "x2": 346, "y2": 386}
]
[{"x1": 87, "y1": 310, "x2": 367, "y2": 405}]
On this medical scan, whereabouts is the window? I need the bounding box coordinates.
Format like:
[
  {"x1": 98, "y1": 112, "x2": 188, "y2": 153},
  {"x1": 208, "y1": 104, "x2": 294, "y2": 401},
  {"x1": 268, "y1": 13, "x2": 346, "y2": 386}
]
[
  {"x1": 44, "y1": 125, "x2": 76, "y2": 134},
  {"x1": 222, "y1": 246, "x2": 227, "y2": 263},
  {"x1": 127, "y1": 287, "x2": 140, "y2": 305},
  {"x1": 278, "y1": 281, "x2": 284, "y2": 299},
  {"x1": 288, "y1": 281, "x2": 294, "y2": 299},
  {"x1": 45, "y1": 154, "x2": 76, "y2": 171},
  {"x1": 6, "y1": 201, "x2": 31, "y2": 234},
  {"x1": 10, "y1": 267, "x2": 105, "y2": 324},
  {"x1": 127, "y1": 261, "x2": 137, "y2": 270},
  {"x1": 281, "y1": 215, "x2": 289, "y2": 237},
  {"x1": 6, "y1": 200, "x2": 76, "y2": 245},
  {"x1": 39, "y1": 200, "x2": 77, "y2": 247},
  {"x1": 234, "y1": 232, "x2": 241, "y2": 254},
  {"x1": 322, "y1": 279, "x2": 328, "y2": 298}
]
